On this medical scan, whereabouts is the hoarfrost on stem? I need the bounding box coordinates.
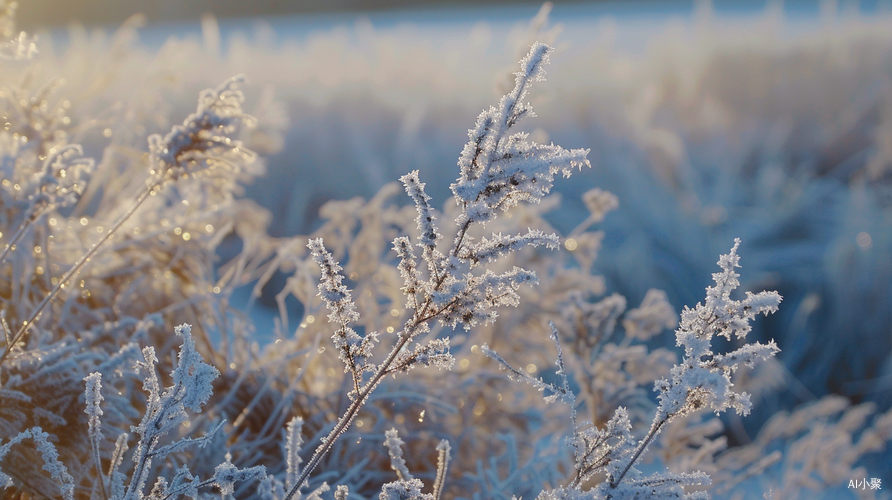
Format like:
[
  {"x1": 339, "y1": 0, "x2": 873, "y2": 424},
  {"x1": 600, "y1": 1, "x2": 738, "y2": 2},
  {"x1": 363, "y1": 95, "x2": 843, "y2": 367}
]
[
  {"x1": 609, "y1": 239, "x2": 780, "y2": 493},
  {"x1": 292, "y1": 41, "x2": 589, "y2": 499},
  {"x1": 451, "y1": 42, "x2": 590, "y2": 227},
  {"x1": 0, "y1": 426, "x2": 74, "y2": 500},
  {"x1": 81, "y1": 324, "x2": 266, "y2": 500},
  {"x1": 656, "y1": 238, "x2": 781, "y2": 423},
  {"x1": 378, "y1": 429, "x2": 450, "y2": 500},
  {"x1": 488, "y1": 240, "x2": 780, "y2": 499},
  {"x1": 148, "y1": 76, "x2": 259, "y2": 183}
]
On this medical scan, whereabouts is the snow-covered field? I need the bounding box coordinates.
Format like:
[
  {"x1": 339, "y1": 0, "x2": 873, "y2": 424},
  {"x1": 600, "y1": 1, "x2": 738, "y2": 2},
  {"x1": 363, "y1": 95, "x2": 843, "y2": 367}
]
[{"x1": 2, "y1": 1, "x2": 891, "y2": 498}]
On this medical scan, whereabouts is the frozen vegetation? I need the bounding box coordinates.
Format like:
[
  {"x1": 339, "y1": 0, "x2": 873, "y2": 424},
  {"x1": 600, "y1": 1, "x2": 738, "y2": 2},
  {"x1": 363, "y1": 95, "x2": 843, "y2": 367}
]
[{"x1": 0, "y1": 0, "x2": 891, "y2": 498}]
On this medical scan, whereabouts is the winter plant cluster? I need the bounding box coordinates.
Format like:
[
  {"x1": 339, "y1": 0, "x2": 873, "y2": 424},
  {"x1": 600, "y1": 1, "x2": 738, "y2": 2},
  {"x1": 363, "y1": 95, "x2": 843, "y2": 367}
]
[
  {"x1": 1, "y1": 2, "x2": 892, "y2": 499},
  {"x1": 484, "y1": 238, "x2": 782, "y2": 499}
]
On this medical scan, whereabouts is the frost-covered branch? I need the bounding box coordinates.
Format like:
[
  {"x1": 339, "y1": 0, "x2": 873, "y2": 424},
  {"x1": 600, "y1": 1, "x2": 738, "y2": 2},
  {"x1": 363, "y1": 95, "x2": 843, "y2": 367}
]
[
  {"x1": 384, "y1": 428, "x2": 413, "y2": 482},
  {"x1": 289, "y1": 42, "x2": 588, "y2": 499},
  {"x1": 451, "y1": 42, "x2": 589, "y2": 229},
  {"x1": 432, "y1": 440, "x2": 451, "y2": 500},
  {"x1": 490, "y1": 240, "x2": 779, "y2": 499},
  {"x1": 0, "y1": 76, "x2": 257, "y2": 370},
  {"x1": 379, "y1": 429, "x2": 450, "y2": 500},
  {"x1": 482, "y1": 322, "x2": 576, "y2": 407},
  {"x1": 75, "y1": 324, "x2": 266, "y2": 500},
  {"x1": 308, "y1": 237, "x2": 379, "y2": 396},
  {"x1": 0, "y1": 426, "x2": 74, "y2": 500},
  {"x1": 609, "y1": 239, "x2": 780, "y2": 494},
  {"x1": 148, "y1": 76, "x2": 259, "y2": 183},
  {"x1": 84, "y1": 372, "x2": 110, "y2": 500},
  {"x1": 651, "y1": 239, "x2": 781, "y2": 424},
  {"x1": 285, "y1": 416, "x2": 304, "y2": 491}
]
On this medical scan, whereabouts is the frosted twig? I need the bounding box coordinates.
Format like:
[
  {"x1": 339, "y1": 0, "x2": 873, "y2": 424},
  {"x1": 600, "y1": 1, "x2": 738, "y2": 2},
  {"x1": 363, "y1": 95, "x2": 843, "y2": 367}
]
[
  {"x1": 384, "y1": 429, "x2": 413, "y2": 481},
  {"x1": 84, "y1": 373, "x2": 109, "y2": 500},
  {"x1": 610, "y1": 239, "x2": 781, "y2": 489},
  {"x1": 286, "y1": 42, "x2": 588, "y2": 500},
  {"x1": 0, "y1": 427, "x2": 74, "y2": 500},
  {"x1": 432, "y1": 440, "x2": 451, "y2": 500},
  {"x1": 0, "y1": 77, "x2": 255, "y2": 369},
  {"x1": 285, "y1": 416, "x2": 304, "y2": 490}
]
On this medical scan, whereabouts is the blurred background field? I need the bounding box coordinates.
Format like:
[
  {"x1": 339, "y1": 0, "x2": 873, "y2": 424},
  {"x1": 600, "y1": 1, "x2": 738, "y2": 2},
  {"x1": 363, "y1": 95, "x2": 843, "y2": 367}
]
[{"x1": 10, "y1": 0, "x2": 892, "y2": 496}]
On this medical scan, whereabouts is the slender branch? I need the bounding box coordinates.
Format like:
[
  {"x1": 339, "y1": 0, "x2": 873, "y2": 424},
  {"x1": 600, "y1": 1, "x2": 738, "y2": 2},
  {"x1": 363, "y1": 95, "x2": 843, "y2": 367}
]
[
  {"x1": 284, "y1": 327, "x2": 417, "y2": 500},
  {"x1": 124, "y1": 382, "x2": 183, "y2": 499},
  {"x1": 570, "y1": 449, "x2": 611, "y2": 489},
  {"x1": 569, "y1": 433, "x2": 608, "y2": 488},
  {"x1": 0, "y1": 214, "x2": 36, "y2": 267},
  {"x1": 346, "y1": 354, "x2": 362, "y2": 397},
  {"x1": 610, "y1": 418, "x2": 666, "y2": 489},
  {"x1": 0, "y1": 177, "x2": 159, "y2": 368},
  {"x1": 91, "y1": 436, "x2": 110, "y2": 500},
  {"x1": 452, "y1": 218, "x2": 472, "y2": 259},
  {"x1": 287, "y1": 43, "x2": 579, "y2": 498},
  {"x1": 160, "y1": 478, "x2": 216, "y2": 500},
  {"x1": 415, "y1": 297, "x2": 460, "y2": 324},
  {"x1": 107, "y1": 433, "x2": 128, "y2": 489},
  {"x1": 432, "y1": 441, "x2": 450, "y2": 500},
  {"x1": 285, "y1": 237, "x2": 455, "y2": 500}
]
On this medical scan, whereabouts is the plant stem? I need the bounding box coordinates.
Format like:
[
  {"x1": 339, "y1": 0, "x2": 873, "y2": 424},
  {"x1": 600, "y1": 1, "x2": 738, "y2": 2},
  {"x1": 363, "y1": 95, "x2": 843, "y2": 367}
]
[
  {"x1": 284, "y1": 249, "x2": 452, "y2": 500},
  {"x1": 0, "y1": 215, "x2": 36, "y2": 267},
  {"x1": 91, "y1": 436, "x2": 110, "y2": 500},
  {"x1": 0, "y1": 179, "x2": 160, "y2": 369},
  {"x1": 283, "y1": 327, "x2": 417, "y2": 500},
  {"x1": 284, "y1": 201, "x2": 480, "y2": 500},
  {"x1": 610, "y1": 418, "x2": 666, "y2": 489}
]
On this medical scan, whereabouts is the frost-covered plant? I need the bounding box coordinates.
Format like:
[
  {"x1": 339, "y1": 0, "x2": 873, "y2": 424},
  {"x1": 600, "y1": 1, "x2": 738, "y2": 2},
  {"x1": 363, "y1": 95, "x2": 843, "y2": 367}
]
[
  {"x1": 4, "y1": 4, "x2": 890, "y2": 499},
  {"x1": 264, "y1": 173, "x2": 614, "y2": 499},
  {"x1": 255, "y1": 415, "x2": 335, "y2": 500},
  {"x1": 82, "y1": 324, "x2": 264, "y2": 499},
  {"x1": 0, "y1": 425, "x2": 74, "y2": 499},
  {"x1": 606, "y1": 240, "x2": 779, "y2": 489},
  {"x1": 292, "y1": 41, "x2": 589, "y2": 499},
  {"x1": 486, "y1": 240, "x2": 781, "y2": 498},
  {"x1": 378, "y1": 429, "x2": 451, "y2": 500},
  {"x1": 0, "y1": 73, "x2": 258, "y2": 369},
  {"x1": 148, "y1": 76, "x2": 260, "y2": 186},
  {"x1": 0, "y1": 6, "x2": 282, "y2": 493}
]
